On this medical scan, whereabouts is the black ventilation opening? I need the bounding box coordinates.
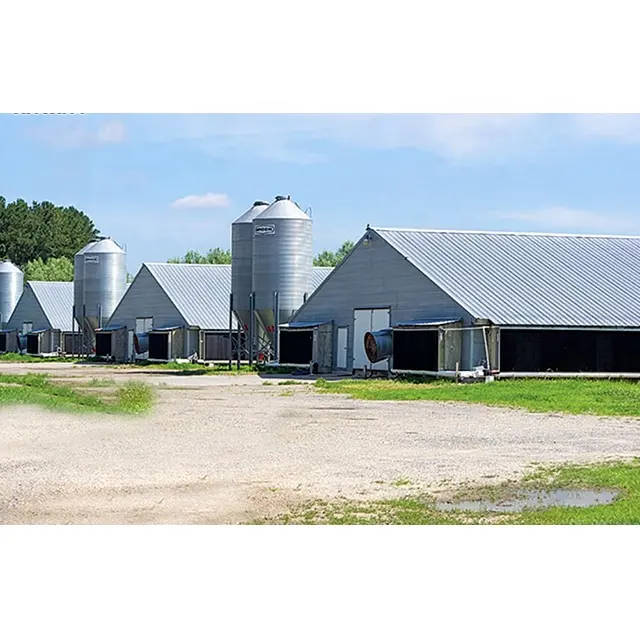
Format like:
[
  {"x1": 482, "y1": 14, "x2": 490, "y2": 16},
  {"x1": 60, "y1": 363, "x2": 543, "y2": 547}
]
[
  {"x1": 149, "y1": 332, "x2": 170, "y2": 360},
  {"x1": 500, "y1": 329, "x2": 640, "y2": 373},
  {"x1": 392, "y1": 330, "x2": 438, "y2": 371},
  {"x1": 279, "y1": 330, "x2": 313, "y2": 365},
  {"x1": 26, "y1": 334, "x2": 40, "y2": 355},
  {"x1": 96, "y1": 332, "x2": 112, "y2": 357}
]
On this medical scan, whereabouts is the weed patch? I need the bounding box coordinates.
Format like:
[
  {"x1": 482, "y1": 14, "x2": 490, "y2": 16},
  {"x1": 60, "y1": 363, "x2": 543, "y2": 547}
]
[
  {"x1": 0, "y1": 373, "x2": 153, "y2": 415},
  {"x1": 263, "y1": 460, "x2": 640, "y2": 525}
]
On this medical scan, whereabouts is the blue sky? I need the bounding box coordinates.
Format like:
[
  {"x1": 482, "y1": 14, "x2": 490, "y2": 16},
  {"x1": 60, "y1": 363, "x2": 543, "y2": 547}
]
[{"x1": 2, "y1": 113, "x2": 640, "y2": 274}]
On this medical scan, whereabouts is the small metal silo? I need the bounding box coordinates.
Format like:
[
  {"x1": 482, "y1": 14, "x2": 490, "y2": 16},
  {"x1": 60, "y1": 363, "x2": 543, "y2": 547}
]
[
  {"x1": 0, "y1": 261, "x2": 24, "y2": 329},
  {"x1": 75, "y1": 237, "x2": 127, "y2": 348},
  {"x1": 231, "y1": 200, "x2": 270, "y2": 332},
  {"x1": 251, "y1": 195, "x2": 313, "y2": 346}
]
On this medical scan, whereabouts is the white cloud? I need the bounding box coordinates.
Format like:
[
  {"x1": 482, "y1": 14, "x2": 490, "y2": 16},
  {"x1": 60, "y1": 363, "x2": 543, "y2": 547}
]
[
  {"x1": 28, "y1": 118, "x2": 127, "y2": 147},
  {"x1": 498, "y1": 206, "x2": 640, "y2": 234},
  {"x1": 171, "y1": 193, "x2": 231, "y2": 209}
]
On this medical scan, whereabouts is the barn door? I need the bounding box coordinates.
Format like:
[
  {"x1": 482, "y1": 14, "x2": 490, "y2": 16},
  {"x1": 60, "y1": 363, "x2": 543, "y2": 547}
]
[{"x1": 336, "y1": 327, "x2": 348, "y2": 369}]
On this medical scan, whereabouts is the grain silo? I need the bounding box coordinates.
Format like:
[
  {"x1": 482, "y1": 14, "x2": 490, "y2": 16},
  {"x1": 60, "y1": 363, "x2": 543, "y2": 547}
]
[
  {"x1": 0, "y1": 261, "x2": 24, "y2": 329},
  {"x1": 252, "y1": 195, "x2": 313, "y2": 352},
  {"x1": 74, "y1": 237, "x2": 127, "y2": 349},
  {"x1": 73, "y1": 240, "x2": 97, "y2": 325},
  {"x1": 231, "y1": 200, "x2": 270, "y2": 332}
]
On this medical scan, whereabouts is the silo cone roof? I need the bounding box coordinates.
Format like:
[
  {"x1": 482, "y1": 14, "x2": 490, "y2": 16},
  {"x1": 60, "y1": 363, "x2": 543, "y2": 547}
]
[
  {"x1": 0, "y1": 261, "x2": 23, "y2": 274},
  {"x1": 232, "y1": 201, "x2": 270, "y2": 224},
  {"x1": 254, "y1": 197, "x2": 311, "y2": 220},
  {"x1": 83, "y1": 238, "x2": 125, "y2": 254},
  {"x1": 75, "y1": 240, "x2": 98, "y2": 256}
]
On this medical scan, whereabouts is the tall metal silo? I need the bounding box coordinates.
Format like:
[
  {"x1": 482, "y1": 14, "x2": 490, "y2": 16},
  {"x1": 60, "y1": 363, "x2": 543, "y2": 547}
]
[
  {"x1": 73, "y1": 240, "x2": 97, "y2": 327},
  {"x1": 0, "y1": 261, "x2": 24, "y2": 328},
  {"x1": 231, "y1": 200, "x2": 270, "y2": 332},
  {"x1": 74, "y1": 237, "x2": 127, "y2": 348},
  {"x1": 252, "y1": 195, "x2": 313, "y2": 348}
]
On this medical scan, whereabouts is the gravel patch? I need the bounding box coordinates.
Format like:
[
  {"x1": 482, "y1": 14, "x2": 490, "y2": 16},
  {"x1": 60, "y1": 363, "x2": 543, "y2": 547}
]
[{"x1": 1, "y1": 364, "x2": 640, "y2": 524}]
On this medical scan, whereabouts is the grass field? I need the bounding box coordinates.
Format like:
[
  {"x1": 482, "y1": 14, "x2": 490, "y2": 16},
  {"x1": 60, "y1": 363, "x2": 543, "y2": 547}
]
[
  {"x1": 265, "y1": 459, "x2": 640, "y2": 525},
  {"x1": 0, "y1": 373, "x2": 153, "y2": 414},
  {"x1": 0, "y1": 353, "x2": 73, "y2": 364},
  {"x1": 315, "y1": 377, "x2": 640, "y2": 417}
]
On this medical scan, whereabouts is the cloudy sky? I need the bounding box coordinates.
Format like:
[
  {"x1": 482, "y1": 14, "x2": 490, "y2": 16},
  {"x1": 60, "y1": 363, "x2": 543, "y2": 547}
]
[{"x1": 2, "y1": 113, "x2": 640, "y2": 273}]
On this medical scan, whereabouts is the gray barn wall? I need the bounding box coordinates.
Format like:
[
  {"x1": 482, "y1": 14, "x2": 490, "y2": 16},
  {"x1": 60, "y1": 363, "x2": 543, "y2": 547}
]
[
  {"x1": 290, "y1": 232, "x2": 480, "y2": 370},
  {"x1": 5, "y1": 288, "x2": 52, "y2": 333},
  {"x1": 187, "y1": 329, "x2": 199, "y2": 358},
  {"x1": 108, "y1": 266, "x2": 187, "y2": 333}
]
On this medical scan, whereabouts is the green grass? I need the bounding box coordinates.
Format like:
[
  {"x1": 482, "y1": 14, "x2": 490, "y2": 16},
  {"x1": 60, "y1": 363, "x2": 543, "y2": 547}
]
[
  {"x1": 314, "y1": 377, "x2": 640, "y2": 417},
  {"x1": 263, "y1": 459, "x2": 640, "y2": 525},
  {"x1": 0, "y1": 352, "x2": 73, "y2": 363},
  {"x1": 100, "y1": 361, "x2": 263, "y2": 376},
  {"x1": 0, "y1": 373, "x2": 153, "y2": 415}
]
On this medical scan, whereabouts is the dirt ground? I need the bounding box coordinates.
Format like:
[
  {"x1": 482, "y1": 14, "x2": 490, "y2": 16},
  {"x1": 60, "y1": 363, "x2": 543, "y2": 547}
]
[{"x1": 2, "y1": 363, "x2": 640, "y2": 524}]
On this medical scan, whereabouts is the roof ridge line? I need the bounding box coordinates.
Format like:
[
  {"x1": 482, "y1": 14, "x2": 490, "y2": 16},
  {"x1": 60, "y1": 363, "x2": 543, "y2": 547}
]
[{"x1": 373, "y1": 227, "x2": 640, "y2": 240}]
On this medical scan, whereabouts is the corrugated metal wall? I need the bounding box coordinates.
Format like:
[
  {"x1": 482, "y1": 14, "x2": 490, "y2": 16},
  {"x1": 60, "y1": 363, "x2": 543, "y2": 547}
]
[
  {"x1": 4, "y1": 287, "x2": 52, "y2": 333},
  {"x1": 290, "y1": 233, "x2": 475, "y2": 370},
  {"x1": 108, "y1": 266, "x2": 187, "y2": 331}
]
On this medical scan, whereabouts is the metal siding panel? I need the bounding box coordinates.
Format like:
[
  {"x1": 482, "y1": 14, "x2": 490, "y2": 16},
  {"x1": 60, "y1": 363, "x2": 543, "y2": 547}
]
[
  {"x1": 108, "y1": 267, "x2": 187, "y2": 331},
  {"x1": 290, "y1": 234, "x2": 474, "y2": 369},
  {"x1": 4, "y1": 286, "x2": 52, "y2": 332}
]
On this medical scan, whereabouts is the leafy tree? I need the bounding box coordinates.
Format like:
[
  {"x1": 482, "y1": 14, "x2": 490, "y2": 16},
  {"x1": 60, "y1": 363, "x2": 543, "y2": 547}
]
[
  {"x1": 23, "y1": 256, "x2": 74, "y2": 282},
  {"x1": 0, "y1": 196, "x2": 99, "y2": 266},
  {"x1": 168, "y1": 248, "x2": 232, "y2": 264},
  {"x1": 313, "y1": 240, "x2": 355, "y2": 267}
]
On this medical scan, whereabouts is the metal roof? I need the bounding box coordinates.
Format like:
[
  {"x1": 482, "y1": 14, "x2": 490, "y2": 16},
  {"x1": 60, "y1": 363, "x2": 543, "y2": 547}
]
[
  {"x1": 28, "y1": 281, "x2": 74, "y2": 331},
  {"x1": 96, "y1": 324, "x2": 126, "y2": 332},
  {"x1": 83, "y1": 237, "x2": 125, "y2": 255},
  {"x1": 142, "y1": 264, "x2": 334, "y2": 331},
  {"x1": 0, "y1": 261, "x2": 22, "y2": 274},
  {"x1": 281, "y1": 321, "x2": 331, "y2": 329},
  {"x1": 253, "y1": 196, "x2": 310, "y2": 220},
  {"x1": 311, "y1": 267, "x2": 333, "y2": 290},
  {"x1": 393, "y1": 318, "x2": 462, "y2": 328},
  {"x1": 373, "y1": 228, "x2": 640, "y2": 328},
  {"x1": 144, "y1": 263, "x2": 235, "y2": 330},
  {"x1": 232, "y1": 201, "x2": 270, "y2": 225}
]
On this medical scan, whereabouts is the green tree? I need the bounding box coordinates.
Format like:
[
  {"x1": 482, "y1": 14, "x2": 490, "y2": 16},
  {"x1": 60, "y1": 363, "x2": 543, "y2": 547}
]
[
  {"x1": 168, "y1": 248, "x2": 232, "y2": 264},
  {"x1": 0, "y1": 196, "x2": 99, "y2": 266},
  {"x1": 23, "y1": 256, "x2": 74, "y2": 281},
  {"x1": 313, "y1": 240, "x2": 355, "y2": 267}
]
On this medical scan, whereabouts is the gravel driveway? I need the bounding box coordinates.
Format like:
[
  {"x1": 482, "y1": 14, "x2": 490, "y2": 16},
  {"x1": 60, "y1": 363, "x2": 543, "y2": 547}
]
[{"x1": 2, "y1": 364, "x2": 640, "y2": 524}]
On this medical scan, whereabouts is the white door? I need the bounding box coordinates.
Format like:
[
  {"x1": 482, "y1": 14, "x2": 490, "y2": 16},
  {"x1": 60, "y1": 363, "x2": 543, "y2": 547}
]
[
  {"x1": 336, "y1": 327, "x2": 348, "y2": 369},
  {"x1": 353, "y1": 308, "x2": 391, "y2": 370}
]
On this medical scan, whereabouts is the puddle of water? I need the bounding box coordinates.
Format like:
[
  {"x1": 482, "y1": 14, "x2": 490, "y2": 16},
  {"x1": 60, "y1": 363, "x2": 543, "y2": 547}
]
[{"x1": 436, "y1": 489, "x2": 619, "y2": 513}]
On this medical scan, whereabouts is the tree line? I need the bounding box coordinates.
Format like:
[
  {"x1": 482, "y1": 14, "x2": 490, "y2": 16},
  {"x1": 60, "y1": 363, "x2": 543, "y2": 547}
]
[
  {"x1": 0, "y1": 196, "x2": 99, "y2": 281},
  {"x1": 169, "y1": 240, "x2": 356, "y2": 267}
]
